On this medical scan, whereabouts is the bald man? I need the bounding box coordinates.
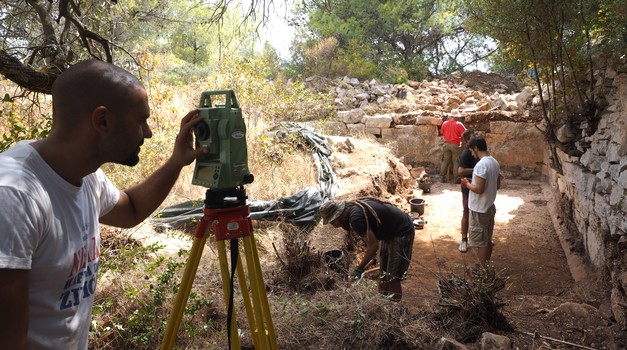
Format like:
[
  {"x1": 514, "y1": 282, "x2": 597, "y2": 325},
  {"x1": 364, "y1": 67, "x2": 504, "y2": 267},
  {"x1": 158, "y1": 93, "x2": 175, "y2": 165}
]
[{"x1": 0, "y1": 59, "x2": 207, "y2": 349}]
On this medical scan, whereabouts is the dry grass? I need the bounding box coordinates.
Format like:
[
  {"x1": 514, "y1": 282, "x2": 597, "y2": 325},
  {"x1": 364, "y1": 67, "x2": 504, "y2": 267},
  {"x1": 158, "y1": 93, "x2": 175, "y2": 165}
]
[
  {"x1": 432, "y1": 265, "x2": 512, "y2": 343},
  {"x1": 246, "y1": 123, "x2": 319, "y2": 201},
  {"x1": 268, "y1": 283, "x2": 437, "y2": 350}
]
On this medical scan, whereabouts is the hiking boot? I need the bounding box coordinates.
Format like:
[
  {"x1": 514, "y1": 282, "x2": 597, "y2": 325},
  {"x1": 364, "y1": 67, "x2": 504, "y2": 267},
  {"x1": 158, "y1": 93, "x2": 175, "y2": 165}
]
[{"x1": 459, "y1": 239, "x2": 468, "y2": 253}]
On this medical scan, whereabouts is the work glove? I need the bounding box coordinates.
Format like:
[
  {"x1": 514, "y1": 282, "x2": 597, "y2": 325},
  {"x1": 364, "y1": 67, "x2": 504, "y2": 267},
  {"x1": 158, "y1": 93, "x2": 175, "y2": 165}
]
[{"x1": 351, "y1": 266, "x2": 365, "y2": 279}]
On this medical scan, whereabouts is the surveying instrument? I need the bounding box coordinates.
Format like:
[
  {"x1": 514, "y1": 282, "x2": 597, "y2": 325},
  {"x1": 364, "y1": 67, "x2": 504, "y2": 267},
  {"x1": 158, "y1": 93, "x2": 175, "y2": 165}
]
[{"x1": 160, "y1": 90, "x2": 277, "y2": 350}]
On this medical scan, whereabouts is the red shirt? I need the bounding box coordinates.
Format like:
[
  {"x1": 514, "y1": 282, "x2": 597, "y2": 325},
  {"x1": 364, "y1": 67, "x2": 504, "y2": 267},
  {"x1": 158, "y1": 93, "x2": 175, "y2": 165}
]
[{"x1": 441, "y1": 119, "x2": 466, "y2": 146}]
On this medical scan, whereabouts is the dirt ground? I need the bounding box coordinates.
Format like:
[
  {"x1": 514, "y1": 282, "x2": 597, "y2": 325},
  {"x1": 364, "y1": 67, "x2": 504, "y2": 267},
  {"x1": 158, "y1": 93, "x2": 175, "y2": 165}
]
[{"x1": 315, "y1": 136, "x2": 625, "y2": 349}]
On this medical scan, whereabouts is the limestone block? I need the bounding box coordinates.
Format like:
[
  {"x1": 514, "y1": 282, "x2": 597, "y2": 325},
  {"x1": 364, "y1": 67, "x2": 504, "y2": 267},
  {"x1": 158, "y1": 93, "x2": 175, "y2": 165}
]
[
  {"x1": 555, "y1": 147, "x2": 581, "y2": 164},
  {"x1": 607, "y1": 140, "x2": 627, "y2": 163},
  {"x1": 597, "y1": 176, "x2": 612, "y2": 195},
  {"x1": 611, "y1": 283, "x2": 627, "y2": 328},
  {"x1": 376, "y1": 96, "x2": 388, "y2": 104},
  {"x1": 355, "y1": 93, "x2": 370, "y2": 100},
  {"x1": 547, "y1": 302, "x2": 609, "y2": 328},
  {"x1": 580, "y1": 151, "x2": 604, "y2": 172},
  {"x1": 480, "y1": 332, "x2": 512, "y2": 350},
  {"x1": 373, "y1": 87, "x2": 386, "y2": 96},
  {"x1": 346, "y1": 123, "x2": 365, "y2": 134},
  {"x1": 459, "y1": 105, "x2": 480, "y2": 112},
  {"x1": 380, "y1": 125, "x2": 420, "y2": 138},
  {"x1": 363, "y1": 114, "x2": 393, "y2": 128},
  {"x1": 594, "y1": 193, "x2": 612, "y2": 223},
  {"x1": 436, "y1": 337, "x2": 468, "y2": 350},
  {"x1": 381, "y1": 125, "x2": 440, "y2": 165},
  {"x1": 609, "y1": 162, "x2": 626, "y2": 182},
  {"x1": 610, "y1": 184, "x2": 625, "y2": 206},
  {"x1": 588, "y1": 223, "x2": 609, "y2": 268},
  {"x1": 515, "y1": 86, "x2": 533, "y2": 107},
  {"x1": 610, "y1": 214, "x2": 627, "y2": 236},
  {"x1": 415, "y1": 116, "x2": 442, "y2": 126},
  {"x1": 393, "y1": 113, "x2": 418, "y2": 125},
  {"x1": 429, "y1": 86, "x2": 447, "y2": 95},
  {"x1": 487, "y1": 121, "x2": 545, "y2": 169},
  {"x1": 490, "y1": 120, "x2": 510, "y2": 134},
  {"x1": 619, "y1": 168, "x2": 627, "y2": 189},
  {"x1": 561, "y1": 161, "x2": 585, "y2": 184},
  {"x1": 491, "y1": 96, "x2": 508, "y2": 111},
  {"x1": 447, "y1": 95, "x2": 463, "y2": 105},
  {"x1": 341, "y1": 76, "x2": 358, "y2": 86},
  {"x1": 419, "y1": 104, "x2": 440, "y2": 111},
  {"x1": 430, "y1": 96, "x2": 445, "y2": 105},
  {"x1": 338, "y1": 108, "x2": 365, "y2": 124},
  {"x1": 578, "y1": 171, "x2": 600, "y2": 198},
  {"x1": 365, "y1": 127, "x2": 381, "y2": 136},
  {"x1": 477, "y1": 101, "x2": 491, "y2": 111},
  {"x1": 506, "y1": 100, "x2": 521, "y2": 111}
]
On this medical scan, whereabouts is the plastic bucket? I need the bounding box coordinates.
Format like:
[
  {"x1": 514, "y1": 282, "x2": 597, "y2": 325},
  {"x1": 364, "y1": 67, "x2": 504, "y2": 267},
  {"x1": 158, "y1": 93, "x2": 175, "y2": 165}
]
[
  {"x1": 409, "y1": 198, "x2": 425, "y2": 215},
  {"x1": 324, "y1": 250, "x2": 346, "y2": 273}
]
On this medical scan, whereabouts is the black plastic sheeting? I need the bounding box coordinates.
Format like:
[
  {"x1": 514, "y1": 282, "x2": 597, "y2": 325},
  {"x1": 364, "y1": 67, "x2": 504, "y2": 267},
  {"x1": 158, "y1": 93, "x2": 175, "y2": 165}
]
[{"x1": 150, "y1": 123, "x2": 339, "y2": 229}]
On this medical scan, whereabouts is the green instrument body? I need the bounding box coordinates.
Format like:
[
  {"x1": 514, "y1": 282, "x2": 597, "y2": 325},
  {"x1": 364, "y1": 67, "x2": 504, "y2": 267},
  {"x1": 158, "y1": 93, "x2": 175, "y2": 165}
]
[{"x1": 192, "y1": 90, "x2": 252, "y2": 189}]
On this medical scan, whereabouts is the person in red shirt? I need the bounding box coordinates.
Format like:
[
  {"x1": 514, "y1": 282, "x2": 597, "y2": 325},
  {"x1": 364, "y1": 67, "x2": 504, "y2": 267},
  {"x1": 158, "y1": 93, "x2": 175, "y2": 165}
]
[{"x1": 439, "y1": 111, "x2": 467, "y2": 183}]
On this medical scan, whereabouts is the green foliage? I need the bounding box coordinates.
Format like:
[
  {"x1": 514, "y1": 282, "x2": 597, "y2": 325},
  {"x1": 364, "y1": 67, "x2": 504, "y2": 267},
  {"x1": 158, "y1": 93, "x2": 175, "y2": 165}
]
[
  {"x1": 590, "y1": 0, "x2": 626, "y2": 53},
  {"x1": 484, "y1": 48, "x2": 527, "y2": 77},
  {"x1": 460, "y1": 0, "x2": 622, "y2": 174},
  {"x1": 469, "y1": 0, "x2": 617, "y2": 96},
  {"x1": 188, "y1": 56, "x2": 335, "y2": 123},
  {"x1": 297, "y1": 0, "x2": 489, "y2": 80},
  {"x1": 338, "y1": 40, "x2": 381, "y2": 80},
  {"x1": 93, "y1": 236, "x2": 216, "y2": 349},
  {"x1": 303, "y1": 0, "x2": 441, "y2": 80},
  {"x1": 0, "y1": 96, "x2": 51, "y2": 152}
]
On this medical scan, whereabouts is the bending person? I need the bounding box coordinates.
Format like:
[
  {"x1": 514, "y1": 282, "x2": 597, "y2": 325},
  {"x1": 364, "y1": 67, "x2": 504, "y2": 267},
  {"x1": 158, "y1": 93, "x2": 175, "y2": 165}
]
[{"x1": 319, "y1": 198, "x2": 415, "y2": 301}]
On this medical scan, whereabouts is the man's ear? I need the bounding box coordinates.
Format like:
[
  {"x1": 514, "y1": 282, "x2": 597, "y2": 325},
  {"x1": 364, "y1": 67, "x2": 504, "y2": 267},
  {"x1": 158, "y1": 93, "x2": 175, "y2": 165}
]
[{"x1": 91, "y1": 106, "x2": 111, "y2": 135}]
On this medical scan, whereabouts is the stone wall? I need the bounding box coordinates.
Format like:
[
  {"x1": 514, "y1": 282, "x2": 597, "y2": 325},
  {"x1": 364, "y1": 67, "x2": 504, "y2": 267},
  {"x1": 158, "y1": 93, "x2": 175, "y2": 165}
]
[
  {"x1": 328, "y1": 109, "x2": 546, "y2": 179},
  {"x1": 322, "y1": 74, "x2": 546, "y2": 178},
  {"x1": 548, "y1": 60, "x2": 627, "y2": 328}
]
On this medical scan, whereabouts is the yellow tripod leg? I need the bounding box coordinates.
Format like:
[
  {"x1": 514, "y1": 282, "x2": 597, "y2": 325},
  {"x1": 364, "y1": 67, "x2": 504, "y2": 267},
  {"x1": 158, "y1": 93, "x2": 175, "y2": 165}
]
[
  {"x1": 242, "y1": 235, "x2": 277, "y2": 350},
  {"x1": 246, "y1": 233, "x2": 278, "y2": 349},
  {"x1": 235, "y1": 253, "x2": 260, "y2": 349},
  {"x1": 160, "y1": 234, "x2": 208, "y2": 350},
  {"x1": 217, "y1": 240, "x2": 241, "y2": 350}
]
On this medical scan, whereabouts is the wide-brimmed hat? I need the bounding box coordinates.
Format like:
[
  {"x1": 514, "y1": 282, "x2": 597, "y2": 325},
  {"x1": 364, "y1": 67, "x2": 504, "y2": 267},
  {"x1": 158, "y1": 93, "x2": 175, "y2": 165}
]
[
  {"x1": 450, "y1": 109, "x2": 462, "y2": 118},
  {"x1": 319, "y1": 200, "x2": 346, "y2": 224}
]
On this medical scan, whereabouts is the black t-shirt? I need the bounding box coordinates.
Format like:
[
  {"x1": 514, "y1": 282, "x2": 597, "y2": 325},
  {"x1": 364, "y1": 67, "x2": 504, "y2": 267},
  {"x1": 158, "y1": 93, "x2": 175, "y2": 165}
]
[
  {"x1": 348, "y1": 200, "x2": 413, "y2": 240},
  {"x1": 459, "y1": 148, "x2": 478, "y2": 194}
]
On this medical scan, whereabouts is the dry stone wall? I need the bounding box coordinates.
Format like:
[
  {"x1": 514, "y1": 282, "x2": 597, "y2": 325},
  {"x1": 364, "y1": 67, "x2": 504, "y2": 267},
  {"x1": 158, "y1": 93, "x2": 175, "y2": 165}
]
[
  {"x1": 548, "y1": 60, "x2": 627, "y2": 328},
  {"x1": 324, "y1": 74, "x2": 546, "y2": 178}
]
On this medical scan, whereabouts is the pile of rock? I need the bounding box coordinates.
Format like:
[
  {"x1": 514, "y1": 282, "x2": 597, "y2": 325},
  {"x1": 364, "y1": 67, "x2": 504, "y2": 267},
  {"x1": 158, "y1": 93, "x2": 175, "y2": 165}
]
[{"x1": 327, "y1": 72, "x2": 536, "y2": 114}]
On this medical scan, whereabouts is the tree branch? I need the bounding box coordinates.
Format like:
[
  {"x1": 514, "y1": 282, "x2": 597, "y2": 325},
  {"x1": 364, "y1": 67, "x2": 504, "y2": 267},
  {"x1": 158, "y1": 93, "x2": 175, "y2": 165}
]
[{"x1": 0, "y1": 50, "x2": 60, "y2": 94}]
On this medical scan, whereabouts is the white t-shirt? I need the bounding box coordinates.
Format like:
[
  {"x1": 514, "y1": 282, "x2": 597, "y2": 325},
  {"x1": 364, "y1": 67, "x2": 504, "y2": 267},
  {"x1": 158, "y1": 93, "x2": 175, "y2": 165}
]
[
  {"x1": 468, "y1": 155, "x2": 500, "y2": 213},
  {"x1": 0, "y1": 141, "x2": 120, "y2": 349}
]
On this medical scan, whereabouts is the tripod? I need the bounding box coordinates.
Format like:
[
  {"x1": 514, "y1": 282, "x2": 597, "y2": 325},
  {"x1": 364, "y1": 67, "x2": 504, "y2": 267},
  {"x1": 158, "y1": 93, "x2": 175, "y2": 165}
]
[{"x1": 160, "y1": 187, "x2": 277, "y2": 350}]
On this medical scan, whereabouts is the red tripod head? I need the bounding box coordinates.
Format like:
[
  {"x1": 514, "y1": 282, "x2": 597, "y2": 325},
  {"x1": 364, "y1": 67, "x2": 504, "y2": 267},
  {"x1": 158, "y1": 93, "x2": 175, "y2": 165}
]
[{"x1": 198, "y1": 205, "x2": 252, "y2": 240}]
